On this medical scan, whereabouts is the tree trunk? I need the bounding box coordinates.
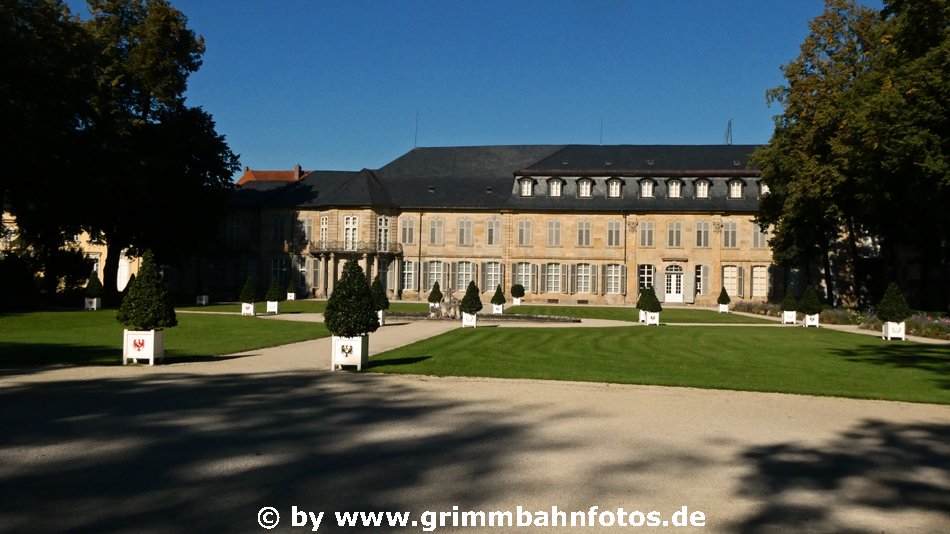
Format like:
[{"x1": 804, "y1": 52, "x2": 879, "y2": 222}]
[
  {"x1": 822, "y1": 242, "x2": 836, "y2": 306},
  {"x1": 845, "y1": 217, "x2": 863, "y2": 306},
  {"x1": 102, "y1": 241, "x2": 123, "y2": 306}
]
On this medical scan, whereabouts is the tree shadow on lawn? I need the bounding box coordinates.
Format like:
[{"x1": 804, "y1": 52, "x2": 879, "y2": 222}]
[
  {"x1": 829, "y1": 343, "x2": 950, "y2": 389},
  {"x1": 0, "y1": 371, "x2": 574, "y2": 532},
  {"x1": 729, "y1": 419, "x2": 950, "y2": 532},
  {"x1": 368, "y1": 355, "x2": 431, "y2": 368}
]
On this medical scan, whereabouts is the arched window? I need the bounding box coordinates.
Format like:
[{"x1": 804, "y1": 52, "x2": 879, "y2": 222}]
[
  {"x1": 519, "y1": 178, "x2": 534, "y2": 197},
  {"x1": 548, "y1": 178, "x2": 562, "y2": 197},
  {"x1": 607, "y1": 179, "x2": 622, "y2": 198},
  {"x1": 578, "y1": 178, "x2": 593, "y2": 198}
]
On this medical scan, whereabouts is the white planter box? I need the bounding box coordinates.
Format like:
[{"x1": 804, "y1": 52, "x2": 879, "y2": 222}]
[
  {"x1": 84, "y1": 297, "x2": 101, "y2": 311},
  {"x1": 803, "y1": 313, "x2": 820, "y2": 327},
  {"x1": 645, "y1": 312, "x2": 660, "y2": 326},
  {"x1": 331, "y1": 335, "x2": 369, "y2": 371},
  {"x1": 718, "y1": 304, "x2": 729, "y2": 313},
  {"x1": 513, "y1": 297, "x2": 522, "y2": 306},
  {"x1": 781, "y1": 310, "x2": 797, "y2": 325},
  {"x1": 196, "y1": 295, "x2": 209, "y2": 306},
  {"x1": 492, "y1": 304, "x2": 504, "y2": 314},
  {"x1": 882, "y1": 321, "x2": 906, "y2": 340},
  {"x1": 286, "y1": 292, "x2": 296, "y2": 301},
  {"x1": 122, "y1": 329, "x2": 164, "y2": 365},
  {"x1": 638, "y1": 309, "x2": 647, "y2": 323},
  {"x1": 266, "y1": 301, "x2": 279, "y2": 314},
  {"x1": 462, "y1": 312, "x2": 477, "y2": 328},
  {"x1": 241, "y1": 302, "x2": 255, "y2": 316},
  {"x1": 429, "y1": 302, "x2": 441, "y2": 313},
  {"x1": 377, "y1": 309, "x2": 386, "y2": 326}
]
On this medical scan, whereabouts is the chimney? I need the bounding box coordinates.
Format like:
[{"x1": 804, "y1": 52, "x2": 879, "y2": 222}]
[{"x1": 294, "y1": 164, "x2": 302, "y2": 180}]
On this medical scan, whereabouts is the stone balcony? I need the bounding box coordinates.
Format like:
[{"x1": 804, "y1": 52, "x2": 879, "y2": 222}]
[{"x1": 308, "y1": 240, "x2": 403, "y2": 255}]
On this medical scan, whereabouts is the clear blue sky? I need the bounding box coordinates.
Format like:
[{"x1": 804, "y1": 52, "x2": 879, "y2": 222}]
[{"x1": 68, "y1": 0, "x2": 881, "y2": 176}]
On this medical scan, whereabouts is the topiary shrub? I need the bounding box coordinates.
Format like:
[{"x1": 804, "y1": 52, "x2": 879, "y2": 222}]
[
  {"x1": 490, "y1": 285, "x2": 506, "y2": 305},
  {"x1": 717, "y1": 287, "x2": 731, "y2": 306},
  {"x1": 84, "y1": 272, "x2": 104, "y2": 299},
  {"x1": 459, "y1": 281, "x2": 483, "y2": 314},
  {"x1": 780, "y1": 291, "x2": 797, "y2": 312},
  {"x1": 797, "y1": 286, "x2": 822, "y2": 316},
  {"x1": 511, "y1": 283, "x2": 525, "y2": 299},
  {"x1": 428, "y1": 281, "x2": 443, "y2": 303},
  {"x1": 371, "y1": 275, "x2": 390, "y2": 311},
  {"x1": 239, "y1": 276, "x2": 257, "y2": 304},
  {"x1": 638, "y1": 286, "x2": 663, "y2": 313},
  {"x1": 116, "y1": 250, "x2": 177, "y2": 331},
  {"x1": 324, "y1": 259, "x2": 380, "y2": 337},
  {"x1": 266, "y1": 276, "x2": 283, "y2": 302},
  {"x1": 876, "y1": 283, "x2": 911, "y2": 323}
]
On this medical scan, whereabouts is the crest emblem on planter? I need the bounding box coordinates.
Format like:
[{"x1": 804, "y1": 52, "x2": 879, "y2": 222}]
[
  {"x1": 132, "y1": 339, "x2": 145, "y2": 351},
  {"x1": 341, "y1": 345, "x2": 353, "y2": 356}
]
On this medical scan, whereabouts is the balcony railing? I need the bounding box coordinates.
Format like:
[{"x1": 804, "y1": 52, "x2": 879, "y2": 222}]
[{"x1": 308, "y1": 240, "x2": 403, "y2": 255}]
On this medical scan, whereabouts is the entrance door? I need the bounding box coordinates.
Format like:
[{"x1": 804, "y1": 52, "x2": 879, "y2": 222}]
[{"x1": 665, "y1": 265, "x2": 684, "y2": 303}]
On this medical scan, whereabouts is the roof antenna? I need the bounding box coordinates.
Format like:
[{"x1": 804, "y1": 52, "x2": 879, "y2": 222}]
[
  {"x1": 414, "y1": 108, "x2": 420, "y2": 148},
  {"x1": 724, "y1": 118, "x2": 733, "y2": 145}
]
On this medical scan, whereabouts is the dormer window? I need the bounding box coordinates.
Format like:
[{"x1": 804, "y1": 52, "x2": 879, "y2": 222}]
[
  {"x1": 548, "y1": 178, "x2": 562, "y2": 197},
  {"x1": 607, "y1": 179, "x2": 622, "y2": 198},
  {"x1": 667, "y1": 180, "x2": 682, "y2": 198},
  {"x1": 695, "y1": 180, "x2": 710, "y2": 199},
  {"x1": 759, "y1": 182, "x2": 770, "y2": 196},
  {"x1": 578, "y1": 179, "x2": 593, "y2": 198},
  {"x1": 519, "y1": 178, "x2": 534, "y2": 197},
  {"x1": 640, "y1": 180, "x2": 654, "y2": 198},
  {"x1": 729, "y1": 180, "x2": 743, "y2": 199}
]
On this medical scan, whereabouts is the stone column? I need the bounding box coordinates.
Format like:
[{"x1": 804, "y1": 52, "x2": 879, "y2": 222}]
[{"x1": 327, "y1": 253, "x2": 336, "y2": 296}]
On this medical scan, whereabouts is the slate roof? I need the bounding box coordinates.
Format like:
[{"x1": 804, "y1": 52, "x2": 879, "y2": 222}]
[{"x1": 231, "y1": 144, "x2": 763, "y2": 213}]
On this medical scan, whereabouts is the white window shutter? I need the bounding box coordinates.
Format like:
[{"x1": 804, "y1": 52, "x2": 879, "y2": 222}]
[{"x1": 685, "y1": 265, "x2": 695, "y2": 303}]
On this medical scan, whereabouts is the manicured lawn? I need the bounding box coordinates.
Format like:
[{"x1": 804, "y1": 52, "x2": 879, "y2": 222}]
[
  {"x1": 0, "y1": 310, "x2": 329, "y2": 366},
  {"x1": 506, "y1": 305, "x2": 774, "y2": 324},
  {"x1": 369, "y1": 326, "x2": 950, "y2": 404},
  {"x1": 177, "y1": 300, "x2": 428, "y2": 314}
]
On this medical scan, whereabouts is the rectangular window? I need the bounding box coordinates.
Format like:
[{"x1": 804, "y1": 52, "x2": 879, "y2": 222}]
[
  {"x1": 344, "y1": 215, "x2": 358, "y2": 251},
  {"x1": 272, "y1": 217, "x2": 285, "y2": 244},
  {"x1": 402, "y1": 261, "x2": 415, "y2": 290},
  {"x1": 695, "y1": 265, "x2": 709, "y2": 296},
  {"x1": 429, "y1": 218, "x2": 444, "y2": 245},
  {"x1": 752, "y1": 266, "x2": 768, "y2": 297},
  {"x1": 667, "y1": 221, "x2": 682, "y2": 248},
  {"x1": 575, "y1": 264, "x2": 591, "y2": 293},
  {"x1": 302, "y1": 217, "x2": 313, "y2": 243},
  {"x1": 640, "y1": 181, "x2": 654, "y2": 198},
  {"x1": 456, "y1": 262, "x2": 475, "y2": 289},
  {"x1": 486, "y1": 218, "x2": 501, "y2": 245},
  {"x1": 427, "y1": 261, "x2": 444, "y2": 290},
  {"x1": 517, "y1": 220, "x2": 532, "y2": 246},
  {"x1": 458, "y1": 219, "x2": 473, "y2": 246},
  {"x1": 516, "y1": 262, "x2": 533, "y2": 291},
  {"x1": 577, "y1": 221, "x2": 591, "y2": 247},
  {"x1": 668, "y1": 181, "x2": 681, "y2": 198},
  {"x1": 696, "y1": 181, "x2": 709, "y2": 198},
  {"x1": 319, "y1": 216, "x2": 328, "y2": 245},
  {"x1": 723, "y1": 265, "x2": 738, "y2": 297},
  {"x1": 549, "y1": 180, "x2": 562, "y2": 197},
  {"x1": 606, "y1": 264, "x2": 623, "y2": 294},
  {"x1": 638, "y1": 264, "x2": 655, "y2": 290},
  {"x1": 608, "y1": 180, "x2": 621, "y2": 198},
  {"x1": 226, "y1": 216, "x2": 242, "y2": 248},
  {"x1": 723, "y1": 221, "x2": 738, "y2": 248},
  {"x1": 485, "y1": 262, "x2": 501, "y2": 291},
  {"x1": 639, "y1": 221, "x2": 654, "y2": 247},
  {"x1": 696, "y1": 221, "x2": 710, "y2": 248},
  {"x1": 544, "y1": 263, "x2": 561, "y2": 293},
  {"x1": 547, "y1": 219, "x2": 560, "y2": 247},
  {"x1": 271, "y1": 257, "x2": 288, "y2": 287},
  {"x1": 377, "y1": 216, "x2": 390, "y2": 249},
  {"x1": 401, "y1": 218, "x2": 415, "y2": 244},
  {"x1": 578, "y1": 180, "x2": 592, "y2": 198},
  {"x1": 730, "y1": 181, "x2": 743, "y2": 198},
  {"x1": 753, "y1": 225, "x2": 769, "y2": 248},
  {"x1": 607, "y1": 221, "x2": 622, "y2": 247}
]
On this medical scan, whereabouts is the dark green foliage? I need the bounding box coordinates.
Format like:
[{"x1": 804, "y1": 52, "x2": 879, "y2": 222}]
[
  {"x1": 717, "y1": 287, "x2": 731, "y2": 305},
  {"x1": 116, "y1": 250, "x2": 177, "y2": 330},
  {"x1": 427, "y1": 281, "x2": 443, "y2": 303},
  {"x1": 239, "y1": 277, "x2": 256, "y2": 303},
  {"x1": 637, "y1": 286, "x2": 663, "y2": 313},
  {"x1": 876, "y1": 283, "x2": 912, "y2": 323},
  {"x1": 491, "y1": 285, "x2": 506, "y2": 305},
  {"x1": 265, "y1": 277, "x2": 282, "y2": 302},
  {"x1": 371, "y1": 275, "x2": 390, "y2": 311},
  {"x1": 797, "y1": 286, "x2": 823, "y2": 315},
  {"x1": 286, "y1": 272, "x2": 298, "y2": 295},
  {"x1": 84, "y1": 272, "x2": 104, "y2": 299},
  {"x1": 511, "y1": 284, "x2": 525, "y2": 298},
  {"x1": 781, "y1": 291, "x2": 797, "y2": 312},
  {"x1": 323, "y1": 260, "x2": 379, "y2": 337},
  {"x1": 459, "y1": 281, "x2": 483, "y2": 314}
]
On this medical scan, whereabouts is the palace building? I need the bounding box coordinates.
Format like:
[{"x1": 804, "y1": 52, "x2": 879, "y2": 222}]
[{"x1": 220, "y1": 144, "x2": 775, "y2": 307}]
